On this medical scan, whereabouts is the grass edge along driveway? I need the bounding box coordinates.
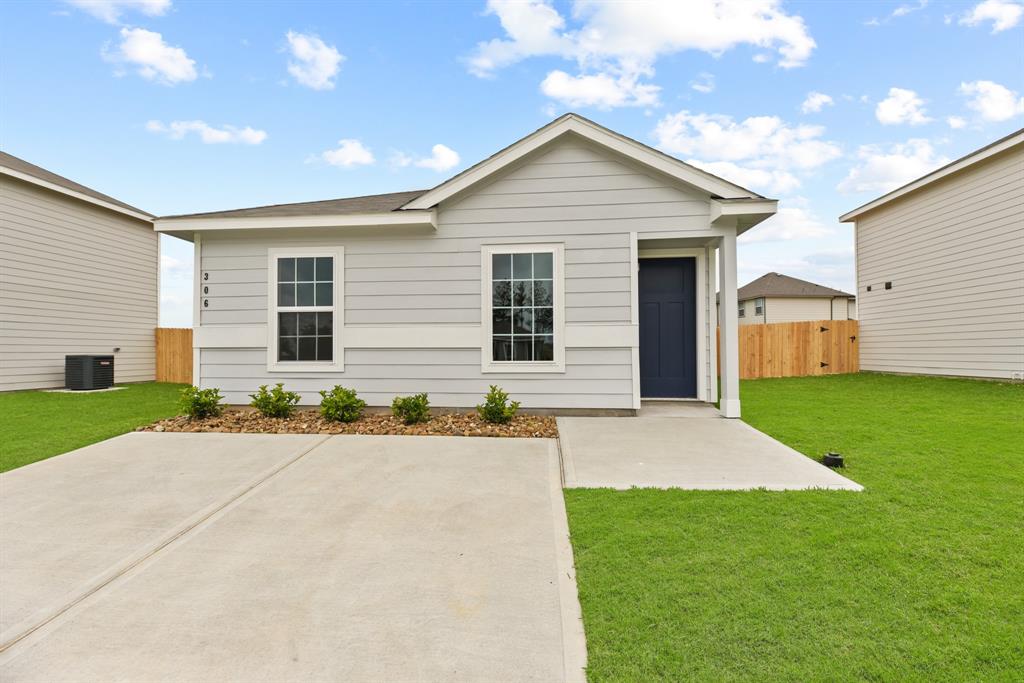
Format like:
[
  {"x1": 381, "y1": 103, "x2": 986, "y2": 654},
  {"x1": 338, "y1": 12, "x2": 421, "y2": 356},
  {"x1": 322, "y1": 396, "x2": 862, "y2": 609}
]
[
  {"x1": 0, "y1": 382, "x2": 185, "y2": 472},
  {"x1": 564, "y1": 373, "x2": 1024, "y2": 681}
]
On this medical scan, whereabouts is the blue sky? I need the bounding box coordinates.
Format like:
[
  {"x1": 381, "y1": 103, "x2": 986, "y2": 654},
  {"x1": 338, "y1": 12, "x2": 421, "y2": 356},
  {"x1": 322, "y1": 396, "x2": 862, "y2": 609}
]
[{"x1": 2, "y1": 0, "x2": 1022, "y2": 326}]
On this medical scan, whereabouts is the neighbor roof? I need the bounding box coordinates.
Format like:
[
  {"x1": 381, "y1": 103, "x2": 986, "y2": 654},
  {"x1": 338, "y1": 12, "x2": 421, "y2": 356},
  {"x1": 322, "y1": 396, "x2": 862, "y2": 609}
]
[
  {"x1": 0, "y1": 150, "x2": 153, "y2": 220},
  {"x1": 839, "y1": 127, "x2": 1024, "y2": 222},
  {"x1": 158, "y1": 190, "x2": 426, "y2": 220},
  {"x1": 737, "y1": 273, "x2": 854, "y2": 300}
]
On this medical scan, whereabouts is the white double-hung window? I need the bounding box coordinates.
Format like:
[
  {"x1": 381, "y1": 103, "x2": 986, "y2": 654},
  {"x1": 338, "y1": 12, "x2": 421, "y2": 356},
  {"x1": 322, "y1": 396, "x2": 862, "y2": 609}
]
[
  {"x1": 267, "y1": 247, "x2": 343, "y2": 371},
  {"x1": 481, "y1": 244, "x2": 564, "y2": 373}
]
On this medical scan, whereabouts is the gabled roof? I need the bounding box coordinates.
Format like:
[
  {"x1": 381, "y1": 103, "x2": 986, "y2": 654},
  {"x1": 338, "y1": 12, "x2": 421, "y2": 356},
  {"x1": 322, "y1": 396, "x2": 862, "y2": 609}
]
[
  {"x1": 839, "y1": 127, "x2": 1024, "y2": 222},
  {"x1": 156, "y1": 112, "x2": 777, "y2": 236},
  {"x1": 159, "y1": 190, "x2": 426, "y2": 220},
  {"x1": 737, "y1": 273, "x2": 854, "y2": 300},
  {"x1": 0, "y1": 150, "x2": 153, "y2": 221},
  {"x1": 401, "y1": 112, "x2": 764, "y2": 210}
]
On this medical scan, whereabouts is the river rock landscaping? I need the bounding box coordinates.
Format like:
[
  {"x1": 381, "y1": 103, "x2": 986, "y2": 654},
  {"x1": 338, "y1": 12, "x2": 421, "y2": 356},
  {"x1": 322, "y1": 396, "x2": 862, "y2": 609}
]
[{"x1": 140, "y1": 408, "x2": 558, "y2": 438}]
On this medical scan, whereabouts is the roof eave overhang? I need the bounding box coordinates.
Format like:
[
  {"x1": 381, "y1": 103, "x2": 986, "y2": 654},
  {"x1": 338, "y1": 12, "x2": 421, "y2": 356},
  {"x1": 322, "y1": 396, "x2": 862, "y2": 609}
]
[
  {"x1": 711, "y1": 198, "x2": 779, "y2": 235},
  {"x1": 400, "y1": 114, "x2": 762, "y2": 211},
  {"x1": 1, "y1": 165, "x2": 153, "y2": 222},
  {"x1": 839, "y1": 129, "x2": 1024, "y2": 223},
  {"x1": 153, "y1": 209, "x2": 437, "y2": 235}
]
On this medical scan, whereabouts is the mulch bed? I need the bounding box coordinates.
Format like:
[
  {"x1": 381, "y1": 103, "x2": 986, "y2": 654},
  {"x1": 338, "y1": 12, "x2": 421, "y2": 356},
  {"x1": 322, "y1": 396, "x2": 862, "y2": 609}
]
[{"x1": 139, "y1": 408, "x2": 558, "y2": 438}]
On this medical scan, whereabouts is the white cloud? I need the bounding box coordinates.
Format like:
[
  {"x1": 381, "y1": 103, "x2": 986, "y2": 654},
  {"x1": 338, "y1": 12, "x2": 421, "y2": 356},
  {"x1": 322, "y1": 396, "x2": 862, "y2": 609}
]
[
  {"x1": 160, "y1": 253, "x2": 191, "y2": 280},
  {"x1": 415, "y1": 144, "x2": 461, "y2": 172},
  {"x1": 801, "y1": 91, "x2": 833, "y2": 113},
  {"x1": 391, "y1": 144, "x2": 462, "y2": 172},
  {"x1": 468, "y1": 0, "x2": 815, "y2": 109},
  {"x1": 654, "y1": 110, "x2": 841, "y2": 170},
  {"x1": 946, "y1": 115, "x2": 967, "y2": 129},
  {"x1": 865, "y1": 0, "x2": 929, "y2": 25},
  {"x1": 146, "y1": 120, "x2": 267, "y2": 144},
  {"x1": 837, "y1": 139, "x2": 949, "y2": 194},
  {"x1": 318, "y1": 139, "x2": 375, "y2": 168},
  {"x1": 285, "y1": 31, "x2": 344, "y2": 90},
  {"x1": 540, "y1": 70, "x2": 659, "y2": 108},
  {"x1": 739, "y1": 199, "x2": 832, "y2": 242},
  {"x1": 653, "y1": 110, "x2": 840, "y2": 195},
  {"x1": 958, "y1": 80, "x2": 1024, "y2": 121},
  {"x1": 690, "y1": 72, "x2": 715, "y2": 94},
  {"x1": 103, "y1": 27, "x2": 197, "y2": 84},
  {"x1": 686, "y1": 160, "x2": 801, "y2": 195},
  {"x1": 65, "y1": 0, "x2": 170, "y2": 24},
  {"x1": 875, "y1": 87, "x2": 932, "y2": 125},
  {"x1": 959, "y1": 0, "x2": 1024, "y2": 32}
]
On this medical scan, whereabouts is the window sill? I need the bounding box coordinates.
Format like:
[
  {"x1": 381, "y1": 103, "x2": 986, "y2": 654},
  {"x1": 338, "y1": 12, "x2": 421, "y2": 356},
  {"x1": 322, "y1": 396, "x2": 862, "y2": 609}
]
[
  {"x1": 267, "y1": 361, "x2": 344, "y2": 373},
  {"x1": 481, "y1": 361, "x2": 565, "y2": 374}
]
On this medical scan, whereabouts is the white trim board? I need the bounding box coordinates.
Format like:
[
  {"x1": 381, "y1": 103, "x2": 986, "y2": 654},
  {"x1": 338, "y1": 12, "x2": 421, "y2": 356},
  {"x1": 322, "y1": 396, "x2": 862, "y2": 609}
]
[
  {"x1": 403, "y1": 113, "x2": 763, "y2": 210},
  {"x1": 480, "y1": 243, "x2": 567, "y2": 373},
  {"x1": 155, "y1": 210, "x2": 436, "y2": 233},
  {"x1": 193, "y1": 324, "x2": 635, "y2": 350},
  {"x1": 636, "y1": 248, "x2": 711, "y2": 403},
  {"x1": 839, "y1": 129, "x2": 1024, "y2": 222},
  {"x1": 0, "y1": 166, "x2": 154, "y2": 223},
  {"x1": 265, "y1": 247, "x2": 345, "y2": 373}
]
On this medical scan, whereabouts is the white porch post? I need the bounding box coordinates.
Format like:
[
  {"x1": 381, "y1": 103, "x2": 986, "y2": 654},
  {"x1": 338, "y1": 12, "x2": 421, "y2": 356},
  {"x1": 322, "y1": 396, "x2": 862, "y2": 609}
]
[{"x1": 717, "y1": 229, "x2": 741, "y2": 418}]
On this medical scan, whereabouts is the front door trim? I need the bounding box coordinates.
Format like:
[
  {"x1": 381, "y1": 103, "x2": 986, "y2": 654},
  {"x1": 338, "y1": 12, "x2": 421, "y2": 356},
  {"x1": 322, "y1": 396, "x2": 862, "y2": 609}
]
[{"x1": 634, "y1": 246, "x2": 710, "y2": 406}]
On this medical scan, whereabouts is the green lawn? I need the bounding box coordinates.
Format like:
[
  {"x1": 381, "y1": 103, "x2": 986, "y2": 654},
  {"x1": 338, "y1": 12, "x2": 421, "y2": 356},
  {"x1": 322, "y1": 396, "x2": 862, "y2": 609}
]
[
  {"x1": 0, "y1": 382, "x2": 185, "y2": 472},
  {"x1": 565, "y1": 374, "x2": 1024, "y2": 681}
]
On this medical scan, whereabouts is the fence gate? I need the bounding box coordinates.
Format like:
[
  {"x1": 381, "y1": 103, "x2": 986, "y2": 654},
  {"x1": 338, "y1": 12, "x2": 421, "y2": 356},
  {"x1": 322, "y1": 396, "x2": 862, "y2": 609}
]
[
  {"x1": 719, "y1": 320, "x2": 859, "y2": 379},
  {"x1": 155, "y1": 328, "x2": 193, "y2": 384}
]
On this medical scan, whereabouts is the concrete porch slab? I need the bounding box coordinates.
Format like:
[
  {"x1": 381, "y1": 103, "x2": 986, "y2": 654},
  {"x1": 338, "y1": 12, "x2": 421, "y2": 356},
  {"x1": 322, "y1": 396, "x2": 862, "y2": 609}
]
[{"x1": 558, "y1": 417, "x2": 863, "y2": 491}]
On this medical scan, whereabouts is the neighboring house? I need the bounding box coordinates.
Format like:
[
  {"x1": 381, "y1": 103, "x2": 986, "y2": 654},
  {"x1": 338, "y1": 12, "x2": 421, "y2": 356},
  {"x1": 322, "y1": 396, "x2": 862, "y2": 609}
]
[
  {"x1": 727, "y1": 272, "x2": 856, "y2": 325},
  {"x1": 840, "y1": 128, "x2": 1024, "y2": 380},
  {"x1": 0, "y1": 152, "x2": 157, "y2": 391},
  {"x1": 156, "y1": 114, "x2": 777, "y2": 416}
]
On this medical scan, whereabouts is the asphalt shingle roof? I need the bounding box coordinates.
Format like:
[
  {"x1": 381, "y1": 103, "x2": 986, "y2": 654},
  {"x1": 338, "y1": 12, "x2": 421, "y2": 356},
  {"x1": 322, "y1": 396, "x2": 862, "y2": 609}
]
[
  {"x1": 0, "y1": 151, "x2": 153, "y2": 218},
  {"x1": 158, "y1": 189, "x2": 428, "y2": 220},
  {"x1": 737, "y1": 272, "x2": 854, "y2": 300}
]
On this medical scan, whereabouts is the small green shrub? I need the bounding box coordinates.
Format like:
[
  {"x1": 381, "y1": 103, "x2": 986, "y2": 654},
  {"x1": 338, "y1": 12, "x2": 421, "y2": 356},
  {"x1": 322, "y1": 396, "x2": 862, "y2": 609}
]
[
  {"x1": 319, "y1": 386, "x2": 366, "y2": 423},
  {"x1": 476, "y1": 385, "x2": 520, "y2": 424},
  {"x1": 179, "y1": 385, "x2": 225, "y2": 419},
  {"x1": 249, "y1": 383, "x2": 301, "y2": 418},
  {"x1": 391, "y1": 393, "x2": 430, "y2": 425}
]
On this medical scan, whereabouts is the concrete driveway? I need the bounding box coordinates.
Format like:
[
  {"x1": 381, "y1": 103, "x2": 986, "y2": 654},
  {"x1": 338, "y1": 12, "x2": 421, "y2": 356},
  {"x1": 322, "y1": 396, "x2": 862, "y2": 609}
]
[{"x1": 0, "y1": 433, "x2": 585, "y2": 682}]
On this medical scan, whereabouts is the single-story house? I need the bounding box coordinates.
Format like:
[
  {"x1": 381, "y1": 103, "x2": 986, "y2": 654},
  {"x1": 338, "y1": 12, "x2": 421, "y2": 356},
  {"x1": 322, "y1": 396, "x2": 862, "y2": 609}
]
[
  {"x1": 840, "y1": 127, "x2": 1023, "y2": 380},
  {"x1": 156, "y1": 114, "x2": 778, "y2": 417},
  {"x1": 0, "y1": 152, "x2": 157, "y2": 391},
  {"x1": 720, "y1": 272, "x2": 856, "y2": 325}
]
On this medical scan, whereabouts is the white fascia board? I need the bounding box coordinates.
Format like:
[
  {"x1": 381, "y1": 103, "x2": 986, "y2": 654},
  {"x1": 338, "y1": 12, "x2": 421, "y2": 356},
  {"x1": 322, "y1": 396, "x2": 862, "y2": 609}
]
[
  {"x1": 711, "y1": 198, "x2": 778, "y2": 234},
  {"x1": 0, "y1": 166, "x2": 153, "y2": 222},
  {"x1": 402, "y1": 115, "x2": 760, "y2": 210},
  {"x1": 154, "y1": 209, "x2": 436, "y2": 233},
  {"x1": 839, "y1": 130, "x2": 1024, "y2": 222}
]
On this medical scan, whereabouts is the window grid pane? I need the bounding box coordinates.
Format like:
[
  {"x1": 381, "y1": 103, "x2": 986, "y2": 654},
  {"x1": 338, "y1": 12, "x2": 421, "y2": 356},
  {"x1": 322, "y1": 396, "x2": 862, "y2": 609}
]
[
  {"x1": 278, "y1": 311, "x2": 333, "y2": 362},
  {"x1": 491, "y1": 251, "x2": 554, "y2": 363},
  {"x1": 277, "y1": 253, "x2": 334, "y2": 363}
]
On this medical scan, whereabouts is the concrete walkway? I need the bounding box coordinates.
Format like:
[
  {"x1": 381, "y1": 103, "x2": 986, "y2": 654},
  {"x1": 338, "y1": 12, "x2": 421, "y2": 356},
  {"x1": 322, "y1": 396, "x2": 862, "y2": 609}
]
[
  {"x1": 559, "y1": 403, "x2": 862, "y2": 491},
  {"x1": 0, "y1": 434, "x2": 585, "y2": 683}
]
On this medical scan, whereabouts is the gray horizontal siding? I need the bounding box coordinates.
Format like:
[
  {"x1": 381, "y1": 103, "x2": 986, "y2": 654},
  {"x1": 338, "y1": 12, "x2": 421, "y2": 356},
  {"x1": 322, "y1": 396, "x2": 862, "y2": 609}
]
[
  {"x1": 196, "y1": 137, "x2": 721, "y2": 408},
  {"x1": 201, "y1": 348, "x2": 633, "y2": 408},
  {"x1": 0, "y1": 177, "x2": 157, "y2": 391},
  {"x1": 856, "y1": 145, "x2": 1024, "y2": 379}
]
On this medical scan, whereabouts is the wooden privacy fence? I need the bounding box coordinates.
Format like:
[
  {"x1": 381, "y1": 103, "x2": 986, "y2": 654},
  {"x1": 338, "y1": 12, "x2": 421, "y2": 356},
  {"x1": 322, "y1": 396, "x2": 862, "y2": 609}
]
[
  {"x1": 155, "y1": 327, "x2": 193, "y2": 384},
  {"x1": 719, "y1": 320, "x2": 859, "y2": 379}
]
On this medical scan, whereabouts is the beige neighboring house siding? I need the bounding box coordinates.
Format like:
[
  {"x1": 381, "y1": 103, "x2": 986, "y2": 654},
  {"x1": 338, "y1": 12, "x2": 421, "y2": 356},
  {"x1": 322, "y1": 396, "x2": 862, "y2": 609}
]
[
  {"x1": 853, "y1": 144, "x2": 1024, "y2": 379},
  {"x1": 735, "y1": 296, "x2": 854, "y2": 325},
  {"x1": 0, "y1": 176, "x2": 157, "y2": 390}
]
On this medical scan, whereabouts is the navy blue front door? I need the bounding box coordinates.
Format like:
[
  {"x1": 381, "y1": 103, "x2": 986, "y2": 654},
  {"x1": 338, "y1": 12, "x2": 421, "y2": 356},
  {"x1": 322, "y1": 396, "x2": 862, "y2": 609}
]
[{"x1": 639, "y1": 258, "x2": 697, "y2": 398}]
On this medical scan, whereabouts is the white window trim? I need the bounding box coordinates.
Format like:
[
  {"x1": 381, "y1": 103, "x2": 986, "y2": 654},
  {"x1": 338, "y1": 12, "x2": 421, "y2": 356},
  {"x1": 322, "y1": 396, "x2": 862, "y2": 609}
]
[
  {"x1": 266, "y1": 247, "x2": 344, "y2": 372},
  {"x1": 480, "y1": 243, "x2": 565, "y2": 373}
]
